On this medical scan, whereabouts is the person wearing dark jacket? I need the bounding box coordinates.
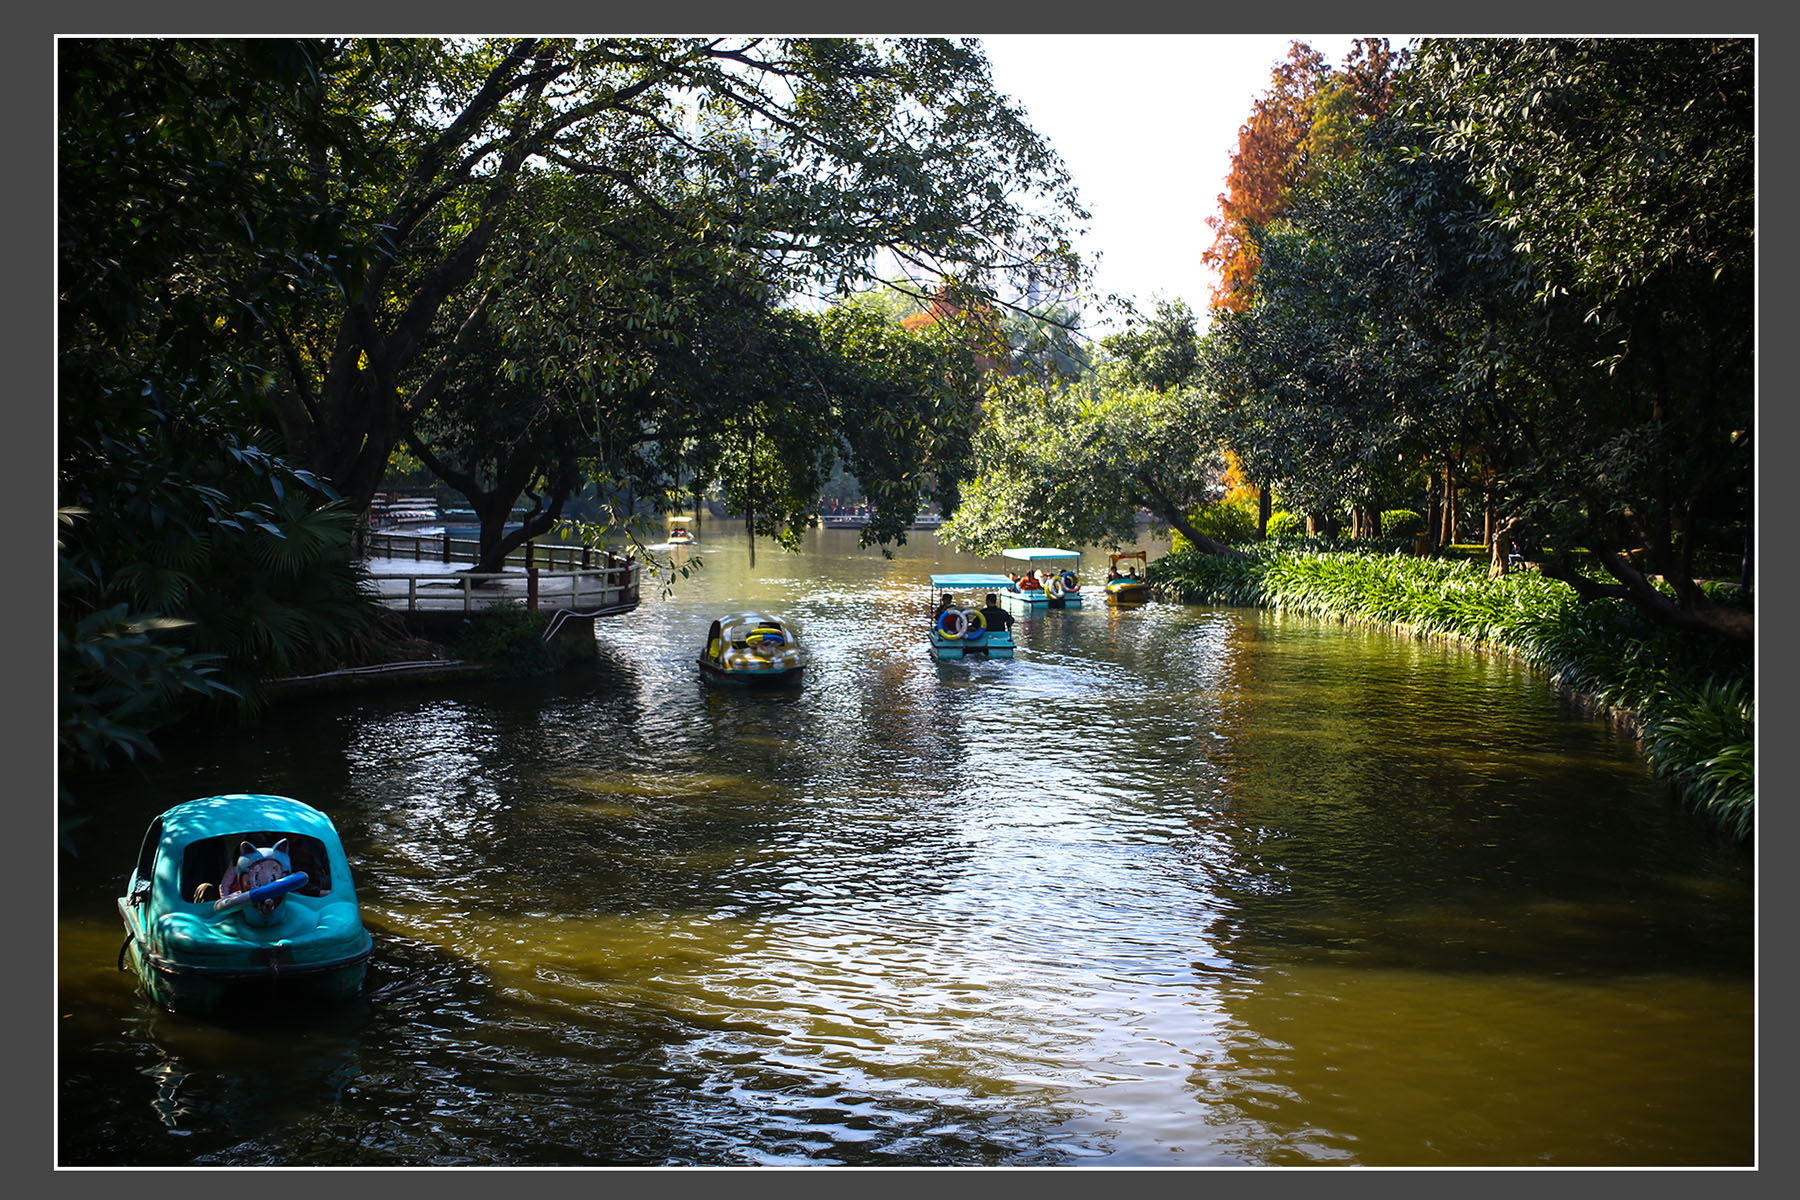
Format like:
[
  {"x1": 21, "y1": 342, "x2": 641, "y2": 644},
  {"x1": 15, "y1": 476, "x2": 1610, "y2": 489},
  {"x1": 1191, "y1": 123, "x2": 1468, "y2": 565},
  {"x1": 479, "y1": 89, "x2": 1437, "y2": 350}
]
[{"x1": 981, "y1": 594, "x2": 1014, "y2": 634}]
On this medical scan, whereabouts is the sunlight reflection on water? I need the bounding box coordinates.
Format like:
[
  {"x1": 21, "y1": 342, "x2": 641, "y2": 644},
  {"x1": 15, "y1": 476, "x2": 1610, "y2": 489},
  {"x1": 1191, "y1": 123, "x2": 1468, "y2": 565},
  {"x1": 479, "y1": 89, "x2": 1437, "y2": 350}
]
[{"x1": 59, "y1": 528, "x2": 1752, "y2": 1167}]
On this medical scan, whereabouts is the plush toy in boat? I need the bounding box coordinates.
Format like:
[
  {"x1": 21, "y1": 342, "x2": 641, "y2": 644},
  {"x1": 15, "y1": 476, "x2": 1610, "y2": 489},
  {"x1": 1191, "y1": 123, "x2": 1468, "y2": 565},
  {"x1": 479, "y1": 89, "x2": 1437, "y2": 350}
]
[{"x1": 214, "y1": 838, "x2": 308, "y2": 924}]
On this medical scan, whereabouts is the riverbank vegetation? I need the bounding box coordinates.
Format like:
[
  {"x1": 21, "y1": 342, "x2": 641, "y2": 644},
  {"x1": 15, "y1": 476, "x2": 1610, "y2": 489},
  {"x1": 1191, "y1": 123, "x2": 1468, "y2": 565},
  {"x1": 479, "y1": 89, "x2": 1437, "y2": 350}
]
[{"x1": 1147, "y1": 546, "x2": 1753, "y2": 840}]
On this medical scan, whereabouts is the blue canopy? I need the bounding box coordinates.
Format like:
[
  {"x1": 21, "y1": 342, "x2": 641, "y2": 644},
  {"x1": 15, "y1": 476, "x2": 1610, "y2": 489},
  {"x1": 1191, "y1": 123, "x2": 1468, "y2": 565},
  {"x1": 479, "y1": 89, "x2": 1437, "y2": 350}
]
[
  {"x1": 1001, "y1": 547, "x2": 1081, "y2": 562},
  {"x1": 156, "y1": 794, "x2": 346, "y2": 849},
  {"x1": 931, "y1": 573, "x2": 1018, "y2": 590}
]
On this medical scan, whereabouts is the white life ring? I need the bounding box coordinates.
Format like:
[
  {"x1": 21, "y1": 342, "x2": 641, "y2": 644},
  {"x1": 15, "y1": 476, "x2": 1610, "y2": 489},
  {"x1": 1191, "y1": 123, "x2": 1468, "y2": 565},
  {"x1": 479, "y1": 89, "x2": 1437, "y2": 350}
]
[
  {"x1": 962, "y1": 608, "x2": 987, "y2": 640},
  {"x1": 1046, "y1": 576, "x2": 1065, "y2": 598},
  {"x1": 937, "y1": 608, "x2": 968, "y2": 639}
]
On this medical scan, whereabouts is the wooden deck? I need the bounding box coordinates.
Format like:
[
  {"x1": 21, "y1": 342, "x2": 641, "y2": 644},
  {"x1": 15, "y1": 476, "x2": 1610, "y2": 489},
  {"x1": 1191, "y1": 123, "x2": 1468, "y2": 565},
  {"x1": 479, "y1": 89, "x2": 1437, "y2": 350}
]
[{"x1": 358, "y1": 530, "x2": 640, "y2": 630}]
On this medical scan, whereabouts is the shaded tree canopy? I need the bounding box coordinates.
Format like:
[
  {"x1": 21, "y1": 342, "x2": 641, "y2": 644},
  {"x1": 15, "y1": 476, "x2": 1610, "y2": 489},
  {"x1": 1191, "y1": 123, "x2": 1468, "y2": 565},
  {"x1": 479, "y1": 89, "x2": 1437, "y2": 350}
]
[{"x1": 226, "y1": 35, "x2": 1091, "y2": 512}]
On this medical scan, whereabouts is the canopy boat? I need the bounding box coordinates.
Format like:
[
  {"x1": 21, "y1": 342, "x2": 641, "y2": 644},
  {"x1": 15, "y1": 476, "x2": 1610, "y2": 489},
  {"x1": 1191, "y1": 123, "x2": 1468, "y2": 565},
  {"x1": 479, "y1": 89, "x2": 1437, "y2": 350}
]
[
  {"x1": 666, "y1": 512, "x2": 698, "y2": 545},
  {"x1": 1000, "y1": 547, "x2": 1085, "y2": 608},
  {"x1": 1105, "y1": 551, "x2": 1150, "y2": 604},
  {"x1": 699, "y1": 611, "x2": 807, "y2": 687},
  {"x1": 117, "y1": 794, "x2": 373, "y2": 1015},
  {"x1": 928, "y1": 574, "x2": 1017, "y2": 660},
  {"x1": 820, "y1": 505, "x2": 871, "y2": 529}
]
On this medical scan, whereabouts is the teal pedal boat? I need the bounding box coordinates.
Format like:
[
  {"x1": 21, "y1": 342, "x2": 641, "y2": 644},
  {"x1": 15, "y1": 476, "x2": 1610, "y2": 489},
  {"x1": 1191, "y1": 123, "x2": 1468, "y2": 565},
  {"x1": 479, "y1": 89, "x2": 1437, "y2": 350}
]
[
  {"x1": 929, "y1": 573, "x2": 1018, "y2": 660},
  {"x1": 1001, "y1": 547, "x2": 1085, "y2": 608},
  {"x1": 117, "y1": 794, "x2": 373, "y2": 1015}
]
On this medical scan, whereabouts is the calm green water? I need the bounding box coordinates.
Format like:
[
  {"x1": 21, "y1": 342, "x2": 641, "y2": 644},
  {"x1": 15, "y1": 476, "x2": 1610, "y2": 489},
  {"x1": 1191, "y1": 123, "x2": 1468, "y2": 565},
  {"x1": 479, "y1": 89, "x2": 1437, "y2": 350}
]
[{"x1": 56, "y1": 527, "x2": 1754, "y2": 1167}]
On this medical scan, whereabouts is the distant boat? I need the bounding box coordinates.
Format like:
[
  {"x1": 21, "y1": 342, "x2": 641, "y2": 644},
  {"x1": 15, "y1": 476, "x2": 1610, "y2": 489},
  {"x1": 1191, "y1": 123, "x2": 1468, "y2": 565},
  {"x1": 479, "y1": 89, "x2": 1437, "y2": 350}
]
[
  {"x1": 820, "y1": 509, "x2": 942, "y2": 531},
  {"x1": 1105, "y1": 551, "x2": 1151, "y2": 604},
  {"x1": 1000, "y1": 547, "x2": 1085, "y2": 608},
  {"x1": 370, "y1": 501, "x2": 441, "y2": 527}
]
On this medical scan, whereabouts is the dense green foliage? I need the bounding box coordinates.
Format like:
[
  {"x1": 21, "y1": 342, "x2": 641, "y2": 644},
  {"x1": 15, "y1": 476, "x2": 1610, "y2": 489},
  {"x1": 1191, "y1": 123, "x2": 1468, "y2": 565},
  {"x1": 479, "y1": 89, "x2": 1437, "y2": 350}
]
[
  {"x1": 941, "y1": 298, "x2": 1245, "y2": 557},
  {"x1": 1380, "y1": 510, "x2": 1424, "y2": 538},
  {"x1": 1265, "y1": 511, "x2": 1306, "y2": 539},
  {"x1": 450, "y1": 602, "x2": 561, "y2": 678},
  {"x1": 1203, "y1": 37, "x2": 1752, "y2": 640},
  {"x1": 59, "y1": 36, "x2": 1086, "y2": 778},
  {"x1": 1170, "y1": 500, "x2": 1259, "y2": 551},
  {"x1": 1148, "y1": 547, "x2": 1753, "y2": 840}
]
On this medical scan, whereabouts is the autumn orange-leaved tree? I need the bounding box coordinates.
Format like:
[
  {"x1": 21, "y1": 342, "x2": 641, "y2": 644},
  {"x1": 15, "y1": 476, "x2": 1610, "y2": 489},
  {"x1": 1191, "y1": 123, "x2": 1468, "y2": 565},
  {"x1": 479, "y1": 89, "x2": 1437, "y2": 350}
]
[
  {"x1": 1203, "y1": 38, "x2": 1408, "y2": 535},
  {"x1": 1203, "y1": 38, "x2": 1407, "y2": 313}
]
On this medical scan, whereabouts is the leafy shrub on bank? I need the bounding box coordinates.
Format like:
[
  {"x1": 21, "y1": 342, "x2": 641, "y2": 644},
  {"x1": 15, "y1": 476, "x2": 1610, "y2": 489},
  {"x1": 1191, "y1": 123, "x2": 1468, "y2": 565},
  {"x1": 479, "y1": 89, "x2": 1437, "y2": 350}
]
[
  {"x1": 1380, "y1": 509, "x2": 1424, "y2": 537},
  {"x1": 1172, "y1": 500, "x2": 1260, "y2": 550},
  {"x1": 1266, "y1": 510, "x2": 1306, "y2": 538},
  {"x1": 1147, "y1": 546, "x2": 1754, "y2": 841},
  {"x1": 451, "y1": 601, "x2": 558, "y2": 677}
]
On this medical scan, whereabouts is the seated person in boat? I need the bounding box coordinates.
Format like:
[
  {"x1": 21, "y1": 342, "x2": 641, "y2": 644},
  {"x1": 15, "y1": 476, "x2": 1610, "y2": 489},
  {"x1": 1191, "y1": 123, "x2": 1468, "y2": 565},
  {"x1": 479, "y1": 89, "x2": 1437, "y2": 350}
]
[
  {"x1": 934, "y1": 593, "x2": 954, "y2": 624},
  {"x1": 981, "y1": 594, "x2": 1014, "y2": 633}
]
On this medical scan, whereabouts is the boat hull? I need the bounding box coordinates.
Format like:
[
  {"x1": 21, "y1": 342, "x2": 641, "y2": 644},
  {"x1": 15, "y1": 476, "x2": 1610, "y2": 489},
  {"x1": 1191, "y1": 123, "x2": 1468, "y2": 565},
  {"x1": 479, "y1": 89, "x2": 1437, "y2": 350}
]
[
  {"x1": 698, "y1": 657, "x2": 805, "y2": 687},
  {"x1": 118, "y1": 902, "x2": 371, "y2": 1014},
  {"x1": 1105, "y1": 582, "x2": 1150, "y2": 604},
  {"x1": 1000, "y1": 588, "x2": 1048, "y2": 608},
  {"x1": 931, "y1": 631, "x2": 1015, "y2": 659}
]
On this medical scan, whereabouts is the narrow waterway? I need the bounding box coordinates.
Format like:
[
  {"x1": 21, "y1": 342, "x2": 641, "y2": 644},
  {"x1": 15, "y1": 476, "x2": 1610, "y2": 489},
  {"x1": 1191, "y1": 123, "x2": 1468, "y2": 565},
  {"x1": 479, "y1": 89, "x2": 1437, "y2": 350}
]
[{"x1": 56, "y1": 527, "x2": 1754, "y2": 1167}]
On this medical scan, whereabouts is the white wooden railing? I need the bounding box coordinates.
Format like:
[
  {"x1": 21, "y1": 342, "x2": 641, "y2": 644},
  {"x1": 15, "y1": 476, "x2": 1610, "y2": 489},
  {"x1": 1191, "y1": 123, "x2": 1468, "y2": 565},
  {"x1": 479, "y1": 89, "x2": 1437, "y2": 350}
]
[
  {"x1": 357, "y1": 528, "x2": 609, "y2": 572},
  {"x1": 364, "y1": 562, "x2": 640, "y2": 615}
]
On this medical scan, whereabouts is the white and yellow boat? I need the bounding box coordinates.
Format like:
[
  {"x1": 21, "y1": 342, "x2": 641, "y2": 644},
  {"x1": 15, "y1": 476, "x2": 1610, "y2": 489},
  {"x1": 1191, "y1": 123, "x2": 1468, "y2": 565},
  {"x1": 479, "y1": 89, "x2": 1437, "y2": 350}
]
[
  {"x1": 698, "y1": 611, "x2": 806, "y2": 687},
  {"x1": 1105, "y1": 551, "x2": 1150, "y2": 604}
]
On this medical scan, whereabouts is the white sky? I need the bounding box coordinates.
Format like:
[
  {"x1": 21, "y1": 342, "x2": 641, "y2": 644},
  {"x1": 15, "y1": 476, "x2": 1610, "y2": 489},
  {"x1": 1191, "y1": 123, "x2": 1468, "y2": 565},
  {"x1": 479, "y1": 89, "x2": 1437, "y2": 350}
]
[{"x1": 976, "y1": 33, "x2": 1377, "y2": 338}]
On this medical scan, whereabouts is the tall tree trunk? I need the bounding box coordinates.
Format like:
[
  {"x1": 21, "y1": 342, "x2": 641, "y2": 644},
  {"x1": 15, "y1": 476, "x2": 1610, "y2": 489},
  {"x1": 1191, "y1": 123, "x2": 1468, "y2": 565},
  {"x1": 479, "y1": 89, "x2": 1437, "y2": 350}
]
[
  {"x1": 1741, "y1": 497, "x2": 1753, "y2": 592},
  {"x1": 1440, "y1": 469, "x2": 1457, "y2": 546},
  {"x1": 744, "y1": 455, "x2": 756, "y2": 570},
  {"x1": 1424, "y1": 476, "x2": 1441, "y2": 552}
]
